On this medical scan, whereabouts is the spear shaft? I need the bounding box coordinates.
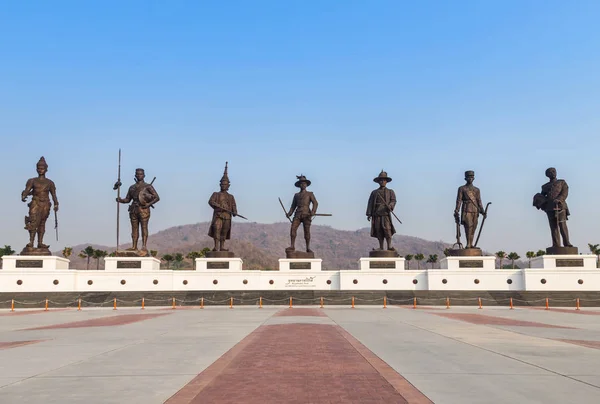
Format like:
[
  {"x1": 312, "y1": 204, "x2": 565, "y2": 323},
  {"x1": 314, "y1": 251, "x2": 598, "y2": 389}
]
[{"x1": 116, "y1": 149, "x2": 121, "y2": 252}]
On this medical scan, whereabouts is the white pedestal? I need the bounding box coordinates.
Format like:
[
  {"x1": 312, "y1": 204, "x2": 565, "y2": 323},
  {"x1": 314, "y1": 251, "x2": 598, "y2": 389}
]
[
  {"x1": 195, "y1": 257, "x2": 243, "y2": 271},
  {"x1": 358, "y1": 257, "x2": 406, "y2": 271},
  {"x1": 530, "y1": 254, "x2": 597, "y2": 269},
  {"x1": 279, "y1": 259, "x2": 322, "y2": 271},
  {"x1": 440, "y1": 256, "x2": 496, "y2": 270},
  {"x1": 1, "y1": 255, "x2": 70, "y2": 271},
  {"x1": 104, "y1": 257, "x2": 161, "y2": 271}
]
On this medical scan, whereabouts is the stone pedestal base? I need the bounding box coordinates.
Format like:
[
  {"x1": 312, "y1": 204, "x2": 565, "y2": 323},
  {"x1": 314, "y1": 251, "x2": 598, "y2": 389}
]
[
  {"x1": 2, "y1": 255, "x2": 69, "y2": 270},
  {"x1": 358, "y1": 257, "x2": 406, "y2": 270},
  {"x1": 368, "y1": 250, "x2": 400, "y2": 258},
  {"x1": 195, "y1": 257, "x2": 243, "y2": 271},
  {"x1": 114, "y1": 249, "x2": 152, "y2": 258},
  {"x1": 285, "y1": 250, "x2": 315, "y2": 259},
  {"x1": 530, "y1": 254, "x2": 595, "y2": 269},
  {"x1": 279, "y1": 259, "x2": 322, "y2": 271},
  {"x1": 447, "y1": 248, "x2": 482, "y2": 257},
  {"x1": 546, "y1": 246, "x2": 579, "y2": 255},
  {"x1": 19, "y1": 246, "x2": 52, "y2": 256},
  {"x1": 440, "y1": 256, "x2": 496, "y2": 270},
  {"x1": 205, "y1": 251, "x2": 236, "y2": 258},
  {"x1": 104, "y1": 257, "x2": 161, "y2": 271}
]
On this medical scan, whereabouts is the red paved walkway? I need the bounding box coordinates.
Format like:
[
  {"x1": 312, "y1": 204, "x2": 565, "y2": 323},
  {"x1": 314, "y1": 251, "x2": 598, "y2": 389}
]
[
  {"x1": 24, "y1": 313, "x2": 170, "y2": 330},
  {"x1": 166, "y1": 311, "x2": 431, "y2": 404},
  {"x1": 431, "y1": 312, "x2": 575, "y2": 328}
]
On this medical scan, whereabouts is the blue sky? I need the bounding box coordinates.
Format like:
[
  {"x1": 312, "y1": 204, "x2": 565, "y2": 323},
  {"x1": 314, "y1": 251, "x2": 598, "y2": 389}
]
[{"x1": 1, "y1": 1, "x2": 599, "y2": 257}]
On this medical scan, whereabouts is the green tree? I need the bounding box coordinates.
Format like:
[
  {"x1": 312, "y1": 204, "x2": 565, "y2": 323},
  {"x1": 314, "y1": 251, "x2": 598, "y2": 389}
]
[
  {"x1": 150, "y1": 250, "x2": 158, "y2": 257},
  {"x1": 427, "y1": 254, "x2": 438, "y2": 269},
  {"x1": 588, "y1": 243, "x2": 600, "y2": 268},
  {"x1": 495, "y1": 251, "x2": 507, "y2": 269},
  {"x1": 0, "y1": 245, "x2": 15, "y2": 257},
  {"x1": 162, "y1": 254, "x2": 174, "y2": 269},
  {"x1": 62, "y1": 247, "x2": 73, "y2": 259},
  {"x1": 93, "y1": 249, "x2": 108, "y2": 270},
  {"x1": 414, "y1": 253, "x2": 425, "y2": 270},
  {"x1": 507, "y1": 252, "x2": 520, "y2": 269},
  {"x1": 443, "y1": 248, "x2": 451, "y2": 257},
  {"x1": 0, "y1": 245, "x2": 15, "y2": 268},
  {"x1": 82, "y1": 246, "x2": 95, "y2": 270},
  {"x1": 200, "y1": 247, "x2": 211, "y2": 257},
  {"x1": 405, "y1": 254, "x2": 414, "y2": 270},
  {"x1": 536, "y1": 250, "x2": 545, "y2": 257},
  {"x1": 174, "y1": 253, "x2": 184, "y2": 269},
  {"x1": 525, "y1": 251, "x2": 536, "y2": 268},
  {"x1": 186, "y1": 251, "x2": 202, "y2": 261}
]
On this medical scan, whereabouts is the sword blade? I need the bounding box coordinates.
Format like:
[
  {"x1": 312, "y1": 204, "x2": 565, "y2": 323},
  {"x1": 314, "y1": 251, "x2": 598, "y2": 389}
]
[
  {"x1": 474, "y1": 202, "x2": 491, "y2": 248},
  {"x1": 278, "y1": 197, "x2": 292, "y2": 223}
]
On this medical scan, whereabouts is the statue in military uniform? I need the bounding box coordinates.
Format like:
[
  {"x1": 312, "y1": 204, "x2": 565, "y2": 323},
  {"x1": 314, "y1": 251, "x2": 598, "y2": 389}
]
[
  {"x1": 285, "y1": 175, "x2": 318, "y2": 258},
  {"x1": 533, "y1": 167, "x2": 576, "y2": 254},
  {"x1": 366, "y1": 170, "x2": 398, "y2": 257},
  {"x1": 20, "y1": 157, "x2": 59, "y2": 255},
  {"x1": 115, "y1": 168, "x2": 160, "y2": 255},
  {"x1": 208, "y1": 162, "x2": 238, "y2": 255},
  {"x1": 453, "y1": 170, "x2": 487, "y2": 254}
]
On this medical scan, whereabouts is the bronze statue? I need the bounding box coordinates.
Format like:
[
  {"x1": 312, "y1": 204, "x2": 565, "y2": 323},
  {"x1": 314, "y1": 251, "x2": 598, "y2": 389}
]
[
  {"x1": 533, "y1": 167, "x2": 576, "y2": 254},
  {"x1": 366, "y1": 170, "x2": 399, "y2": 257},
  {"x1": 452, "y1": 171, "x2": 489, "y2": 255},
  {"x1": 20, "y1": 157, "x2": 59, "y2": 255},
  {"x1": 115, "y1": 168, "x2": 160, "y2": 255},
  {"x1": 284, "y1": 175, "x2": 319, "y2": 258},
  {"x1": 208, "y1": 162, "x2": 238, "y2": 254}
]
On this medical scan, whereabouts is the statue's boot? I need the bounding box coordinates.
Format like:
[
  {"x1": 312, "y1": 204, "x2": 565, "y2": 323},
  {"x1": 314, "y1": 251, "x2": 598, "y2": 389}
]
[{"x1": 38, "y1": 243, "x2": 49, "y2": 249}]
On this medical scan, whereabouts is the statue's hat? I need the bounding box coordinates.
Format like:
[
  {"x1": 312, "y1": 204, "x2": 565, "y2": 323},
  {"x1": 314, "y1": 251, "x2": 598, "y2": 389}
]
[
  {"x1": 294, "y1": 174, "x2": 311, "y2": 188},
  {"x1": 373, "y1": 170, "x2": 392, "y2": 183},
  {"x1": 220, "y1": 162, "x2": 230, "y2": 183},
  {"x1": 465, "y1": 170, "x2": 475, "y2": 177},
  {"x1": 37, "y1": 156, "x2": 48, "y2": 167}
]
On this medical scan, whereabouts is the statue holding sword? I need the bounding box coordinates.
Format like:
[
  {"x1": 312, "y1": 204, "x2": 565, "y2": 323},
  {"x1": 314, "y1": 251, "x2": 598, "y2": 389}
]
[
  {"x1": 452, "y1": 170, "x2": 490, "y2": 256},
  {"x1": 366, "y1": 170, "x2": 400, "y2": 256},
  {"x1": 115, "y1": 167, "x2": 160, "y2": 255},
  {"x1": 280, "y1": 174, "x2": 331, "y2": 258},
  {"x1": 208, "y1": 162, "x2": 247, "y2": 254}
]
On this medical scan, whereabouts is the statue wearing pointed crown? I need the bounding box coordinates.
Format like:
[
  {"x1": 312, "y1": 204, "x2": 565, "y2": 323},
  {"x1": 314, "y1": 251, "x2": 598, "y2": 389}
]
[
  {"x1": 208, "y1": 162, "x2": 238, "y2": 256},
  {"x1": 20, "y1": 157, "x2": 59, "y2": 255}
]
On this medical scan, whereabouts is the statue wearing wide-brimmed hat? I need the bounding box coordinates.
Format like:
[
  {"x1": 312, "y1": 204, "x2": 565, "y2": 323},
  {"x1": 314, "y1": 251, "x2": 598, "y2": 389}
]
[
  {"x1": 452, "y1": 170, "x2": 488, "y2": 255},
  {"x1": 284, "y1": 175, "x2": 319, "y2": 258},
  {"x1": 366, "y1": 170, "x2": 398, "y2": 257},
  {"x1": 20, "y1": 156, "x2": 59, "y2": 255}
]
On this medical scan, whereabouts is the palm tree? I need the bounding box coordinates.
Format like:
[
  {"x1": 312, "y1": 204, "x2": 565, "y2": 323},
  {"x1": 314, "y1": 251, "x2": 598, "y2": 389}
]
[
  {"x1": 496, "y1": 251, "x2": 507, "y2": 269},
  {"x1": 414, "y1": 253, "x2": 425, "y2": 270},
  {"x1": 81, "y1": 246, "x2": 95, "y2": 270},
  {"x1": 150, "y1": 250, "x2": 158, "y2": 257},
  {"x1": 186, "y1": 251, "x2": 202, "y2": 261},
  {"x1": 535, "y1": 250, "x2": 545, "y2": 257},
  {"x1": 200, "y1": 247, "x2": 211, "y2": 257},
  {"x1": 507, "y1": 252, "x2": 520, "y2": 269},
  {"x1": 405, "y1": 254, "x2": 414, "y2": 270},
  {"x1": 174, "y1": 253, "x2": 184, "y2": 269},
  {"x1": 427, "y1": 254, "x2": 438, "y2": 269},
  {"x1": 443, "y1": 248, "x2": 451, "y2": 257},
  {"x1": 525, "y1": 251, "x2": 536, "y2": 268},
  {"x1": 588, "y1": 243, "x2": 600, "y2": 268},
  {"x1": 93, "y1": 250, "x2": 108, "y2": 270},
  {"x1": 162, "y1": 254, "x2": 174, "y2": 269},
  {"x1": 62, "y1": 247, "x2": 73, "y2": 259}
]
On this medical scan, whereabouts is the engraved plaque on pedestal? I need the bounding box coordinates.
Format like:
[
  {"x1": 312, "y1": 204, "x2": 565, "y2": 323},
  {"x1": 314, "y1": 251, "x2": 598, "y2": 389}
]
[
  {"x1": 369, "y1": 261, "x2": 396, "y2": 269},
  {"x1": 290, "y1": 262, "x2": 311, "y2": 270},
  {"x1": 117, "y1": 260, "x2": 142, "y2": 269},
  {"x1": 556, "y1": 259, "x2": 584, "y2": 268},
  {"x1": 16, "y1": 260, "x2": 44, "y2": 268},
  {"x1": 459, "y1": 260, "x2": 484, "y2": 268},
  {"x1": 207, "y1": 261, "x2": 230, "y2": 270}
]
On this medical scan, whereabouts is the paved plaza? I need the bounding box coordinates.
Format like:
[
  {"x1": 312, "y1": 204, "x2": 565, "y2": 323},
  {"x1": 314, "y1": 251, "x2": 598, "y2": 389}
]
[{"x1": 1, "y1": 305, "x2": 600, "y2": 403}]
